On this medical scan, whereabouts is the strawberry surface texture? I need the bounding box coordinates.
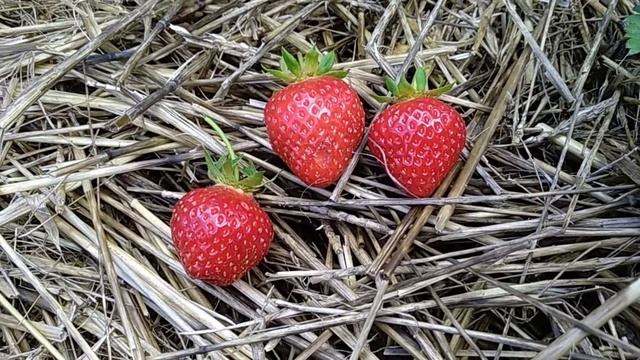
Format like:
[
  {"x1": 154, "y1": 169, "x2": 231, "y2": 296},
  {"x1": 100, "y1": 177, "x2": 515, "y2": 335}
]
[
  {"x1": 368, "y1": 96, "x2": 466, "y2": 198},
  {"x1": 170, "y1": 185, "x2": 273, "y2": 286},
  {"x1": 264, "y1": 75, "x2": 365, "y2": 188}
]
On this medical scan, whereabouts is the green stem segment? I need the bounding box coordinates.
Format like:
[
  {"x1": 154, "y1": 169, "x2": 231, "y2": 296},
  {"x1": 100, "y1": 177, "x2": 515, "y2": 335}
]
[
  {"x1": 266, "y1": 47, "x2": 348, "y2": 83},
  {"x1": 202, "y1": 117, "x2": 264, "y2": 193},
  {"x1": 204, "y1": 116, "x2": 236, "y2": 160},
  {"x1": 374, "y1": 64, "x2": 454, "y2": 104}
]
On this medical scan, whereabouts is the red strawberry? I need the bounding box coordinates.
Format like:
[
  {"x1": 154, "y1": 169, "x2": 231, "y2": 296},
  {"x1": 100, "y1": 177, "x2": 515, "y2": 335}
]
[
  {"x1": 368, "y1": 67, "x2": 466, "y2": 198},
  {"x1": 170, "y1": 117, "x2": 273, "y2": 286},
  {"x1": 264, "y1": 47, "x2": 365, "y2": 188}
]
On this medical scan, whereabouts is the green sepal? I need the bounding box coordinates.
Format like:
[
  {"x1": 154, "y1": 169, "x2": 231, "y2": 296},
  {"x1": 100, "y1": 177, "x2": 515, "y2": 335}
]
[
  {"x1": 397, "y1": 76, "x2": 414, "y2": 98},
  {"x1": 373, "y1": 94, "x2": 396, "y2": 103},
  {"x1": 202, "y1": 117, "x2": 265, "y2": 193},
  {"x1": 203, "y1": 148, "x2": 219, "y2": 181},
  {"x1": 266, "y1": 46, "x2": 348, "y2": 83},
  {"x1": 426, "y1": 83, "x2": 453, "y2": 97},
  {"x1": 413, "y1": 67, "x2": 427, "y2": 92},
  {"x1": 303, "y1": 47, "x2": 320, "y2": 76},
  {"x1": 238, "y1": 164, "x2": 264, "y2": 190},
  {"x1": 384, "y1": 76, "x2": 400, "y2": 97},
  {"x1": 321, "y1": 69, "x2": 348, "y2": 79},
  {"x1": 376, "y1": 65, "x2": 454, "y2": 104},
  {"x1": 279, "y1": 56, "x2": 288, "y2": 72},
  {"x1": 422, "y1": 61, "x2": 436, "y2": 80},
  {"x1": 318, "y1": 51, "x2": 336, "y2": 74},
  {"x1": 266, "y1": 69, "x2": 297, "y2": 83},
  {"x1": 281, "y1": 48, "x2": 301, "y2": 77}
]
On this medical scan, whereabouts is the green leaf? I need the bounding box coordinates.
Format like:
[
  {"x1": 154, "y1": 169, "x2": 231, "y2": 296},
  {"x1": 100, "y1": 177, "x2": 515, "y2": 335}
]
[
  {"x1": 318, "y1": 51, "x2": 336, "y2": 74},
  {"x1": 628, "y1": 13, "x2": 640, "y2": 25},
  {"x1": 627, "y1": 37, "x2": 640, "y2": 55},
  {"x1": 628, "y1": 26, "x2": 640, "y2": 39},
  {"x1": 385, "y1": 76, "x2": 400, "y2": 97},
  {"x1": 634, "y1": 4, "x2": 640, "y2": 13},
  {"x1": 413, "y1": 67, "x2": 427, "y2": 92},
  {"x1": 626, "y1": 14, "x2": 640, "y2": 35},
  {"x1": 626, "y1": 14, "x2": 640, "y2": 55},
  {"x1": 281, "y1": 48, "x2": 300, "y2": 77}
]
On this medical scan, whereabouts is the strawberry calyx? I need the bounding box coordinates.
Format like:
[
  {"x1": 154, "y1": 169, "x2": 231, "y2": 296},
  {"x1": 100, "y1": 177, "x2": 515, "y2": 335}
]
[
  {"x1": 266, "y1": 46, "x2": 348, "y2": 83},
  {"x1": 202, "y1": 117, "x2": 264, "y2": 193},
  {"x1": 374, "y1": 64, "x2": 453, "y2": 104}
]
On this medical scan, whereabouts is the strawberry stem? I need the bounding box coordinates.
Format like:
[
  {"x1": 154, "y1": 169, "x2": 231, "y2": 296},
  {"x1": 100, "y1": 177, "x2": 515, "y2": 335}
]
[
  {"x1": 266, "y1": 46, "x2": 348, "y2": 83},
  {"x1": 201, "y1": 117, "x2": 264, "y2": 193},
  {"x1": 204, "y1": 116, "x2": 236, "y2": 160}
]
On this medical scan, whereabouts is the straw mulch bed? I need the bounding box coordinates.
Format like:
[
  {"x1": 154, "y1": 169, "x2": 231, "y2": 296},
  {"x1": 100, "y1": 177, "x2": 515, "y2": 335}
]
[{"x1": 1, "y1": 0, "x2": 639, "y2": 359}]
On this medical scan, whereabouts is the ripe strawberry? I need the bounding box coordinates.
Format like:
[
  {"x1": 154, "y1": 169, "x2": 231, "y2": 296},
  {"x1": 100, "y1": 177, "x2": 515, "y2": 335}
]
[
  {"x1": 368, "y1": 67, "x2": 466, "y2": 198},
  {"x1": 264, "y1": 47, "x2": 365, "y2": 188},
  {"x1": 170, "y1": 117, "x2": 273, "y2": 286}
]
